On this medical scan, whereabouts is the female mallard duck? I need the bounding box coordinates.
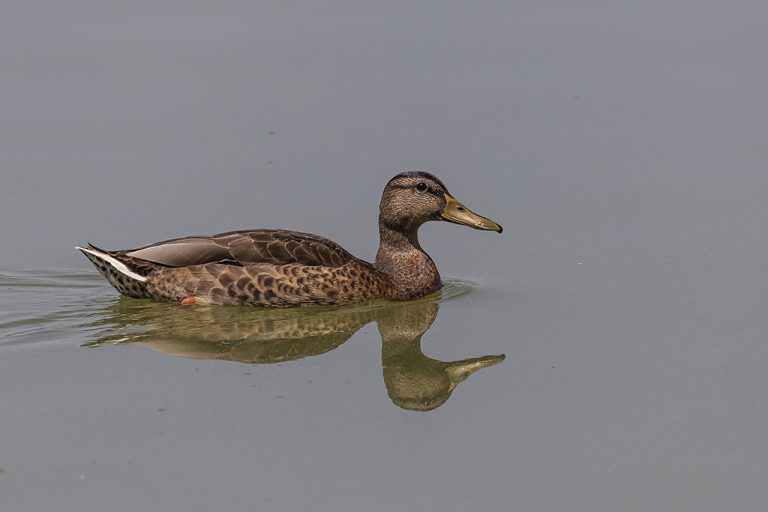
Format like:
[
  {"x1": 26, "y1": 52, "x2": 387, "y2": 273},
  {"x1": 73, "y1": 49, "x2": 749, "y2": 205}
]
[{"x1": 77, "y1": 171, "x2": 502, "y2": 307}]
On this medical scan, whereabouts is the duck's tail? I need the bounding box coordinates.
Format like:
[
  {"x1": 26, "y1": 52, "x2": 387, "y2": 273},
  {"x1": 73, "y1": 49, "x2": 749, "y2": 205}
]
[{"x1": 76, "y1": 243, "x2": 158, "y2": 298}]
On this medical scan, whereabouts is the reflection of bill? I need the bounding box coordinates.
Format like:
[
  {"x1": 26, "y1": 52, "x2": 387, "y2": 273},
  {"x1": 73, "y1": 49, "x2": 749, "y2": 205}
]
[
  {"x1": 85, "y1": 297, "x2": 504, "y2": 411},
  {"x1": 378, "y1": 304, "x2": 504, "y2": 411}
]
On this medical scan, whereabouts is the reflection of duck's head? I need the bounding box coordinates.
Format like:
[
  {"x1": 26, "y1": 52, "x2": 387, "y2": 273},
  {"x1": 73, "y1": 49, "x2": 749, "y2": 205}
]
[{"x1": 378, "y1": 303, "x2": 505, "y2": 411}]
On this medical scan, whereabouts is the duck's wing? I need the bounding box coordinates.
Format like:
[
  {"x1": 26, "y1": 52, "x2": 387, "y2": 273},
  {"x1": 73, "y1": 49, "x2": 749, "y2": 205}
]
[{"x1": 123, "y1": 229, "x2": 357, "y2": 268}]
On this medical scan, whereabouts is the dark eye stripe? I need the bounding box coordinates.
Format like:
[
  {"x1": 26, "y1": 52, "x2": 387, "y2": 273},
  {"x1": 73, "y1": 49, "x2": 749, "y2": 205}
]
[{"x1": 388, "y1": 183, "x2": 442, "y2": 194}]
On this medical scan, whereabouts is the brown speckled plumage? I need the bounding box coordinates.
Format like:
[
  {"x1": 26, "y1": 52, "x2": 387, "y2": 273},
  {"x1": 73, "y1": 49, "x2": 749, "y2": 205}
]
[{"x1": 77, "y1": 172, "x2": 502, "y2": 307}]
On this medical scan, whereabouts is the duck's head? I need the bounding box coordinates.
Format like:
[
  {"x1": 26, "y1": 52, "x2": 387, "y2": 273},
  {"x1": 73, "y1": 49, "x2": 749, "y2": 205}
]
[{"x1": 379, "y1": 171, "x2": 502, "y2": 234}]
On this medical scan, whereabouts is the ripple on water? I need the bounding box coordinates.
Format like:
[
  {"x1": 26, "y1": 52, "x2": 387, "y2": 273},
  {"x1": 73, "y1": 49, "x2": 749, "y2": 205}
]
[{"x1": 0, "y1": 270, "x2": 115, "y2": 347}]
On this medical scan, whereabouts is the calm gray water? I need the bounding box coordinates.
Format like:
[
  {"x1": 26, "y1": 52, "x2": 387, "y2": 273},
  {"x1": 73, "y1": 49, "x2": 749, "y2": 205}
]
[{"x1": 3, "y1": 1, "x2": 768, "y2": 511}]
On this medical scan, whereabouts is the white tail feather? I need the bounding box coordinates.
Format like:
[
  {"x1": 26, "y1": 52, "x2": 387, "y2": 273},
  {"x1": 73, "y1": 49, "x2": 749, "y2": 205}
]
[{"x1": 75, "y1": 246, "x2": 148, "y2": 283}]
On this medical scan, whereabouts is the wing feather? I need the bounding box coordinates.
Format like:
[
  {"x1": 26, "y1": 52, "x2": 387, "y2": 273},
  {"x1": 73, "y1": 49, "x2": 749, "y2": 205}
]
[{"x1": 124, "y1": 229, "x2": 357, "y2": 268}]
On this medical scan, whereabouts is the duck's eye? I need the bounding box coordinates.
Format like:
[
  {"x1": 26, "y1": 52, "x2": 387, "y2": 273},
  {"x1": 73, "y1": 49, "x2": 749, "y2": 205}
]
[{"x1": 415, "y1": 182, "x2": 428, "y2": 192}]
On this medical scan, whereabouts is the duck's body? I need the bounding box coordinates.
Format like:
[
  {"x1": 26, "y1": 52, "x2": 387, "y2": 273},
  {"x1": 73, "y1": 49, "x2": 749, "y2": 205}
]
[
  {"x1": 78, "y1": 172, "x2": 501, "y2": 307},
  {"x1": 80, "y1": 229, "x2": 394, "y2": 306}
]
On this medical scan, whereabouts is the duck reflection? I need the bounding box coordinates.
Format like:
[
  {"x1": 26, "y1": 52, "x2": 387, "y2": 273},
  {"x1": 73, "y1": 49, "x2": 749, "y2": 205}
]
[{"x1": 86, "y1": 294, "x2": 504, "y2": 411}]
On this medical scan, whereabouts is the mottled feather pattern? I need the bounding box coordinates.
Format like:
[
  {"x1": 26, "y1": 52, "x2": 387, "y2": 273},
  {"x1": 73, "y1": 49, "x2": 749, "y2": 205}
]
[
  {"x1": 95, "y1": 229, "x2": 389, "y2": 307},
  {"x1": 145, "y1": 259, "x2": 388, "y2": 307},
  {"x1": 79, "y1": 249, "x2": 154, "y2": 299}
]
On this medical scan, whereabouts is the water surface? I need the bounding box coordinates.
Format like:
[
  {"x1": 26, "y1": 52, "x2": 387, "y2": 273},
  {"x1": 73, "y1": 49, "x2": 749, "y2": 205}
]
[
  {"x1": 3, "y1": 1, "x2": 768, "y2": 511},
  {"x1": 1, "y1": 272, "x2": 502, "y2": 412}
]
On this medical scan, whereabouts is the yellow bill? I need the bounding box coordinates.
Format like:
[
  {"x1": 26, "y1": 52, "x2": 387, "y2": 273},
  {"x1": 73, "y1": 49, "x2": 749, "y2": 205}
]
[{"x1": 440, "y1": 193, "x2": 503, "y2": 233}]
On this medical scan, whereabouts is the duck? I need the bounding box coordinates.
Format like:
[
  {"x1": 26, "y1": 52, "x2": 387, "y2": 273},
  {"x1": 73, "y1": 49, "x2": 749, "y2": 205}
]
[{"x1": 77, "y1": 171, "x2": 502, "y2": 307}]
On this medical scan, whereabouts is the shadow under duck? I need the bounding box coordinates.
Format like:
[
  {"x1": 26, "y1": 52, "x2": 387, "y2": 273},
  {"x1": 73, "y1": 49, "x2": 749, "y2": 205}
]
[{"x1": 77, "y1": 171, "x2": 502, "y2": 307}]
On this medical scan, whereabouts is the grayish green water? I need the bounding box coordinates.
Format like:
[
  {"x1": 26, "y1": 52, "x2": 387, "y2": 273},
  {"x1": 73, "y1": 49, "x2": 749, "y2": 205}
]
[{"x1": 3, "y1": 1, "x2": 768, "y2": 510}]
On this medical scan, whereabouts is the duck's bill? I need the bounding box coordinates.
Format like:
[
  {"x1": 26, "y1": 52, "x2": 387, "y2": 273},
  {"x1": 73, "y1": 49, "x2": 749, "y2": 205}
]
[{"x1": 440, "y1": 193, "x2": 503, "y2": 233}]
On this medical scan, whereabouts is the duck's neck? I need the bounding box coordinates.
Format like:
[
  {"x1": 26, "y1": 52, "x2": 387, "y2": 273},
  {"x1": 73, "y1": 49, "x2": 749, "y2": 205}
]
[{"x1": 374, "y1": 223, "x2": 441, "y2": 300}]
